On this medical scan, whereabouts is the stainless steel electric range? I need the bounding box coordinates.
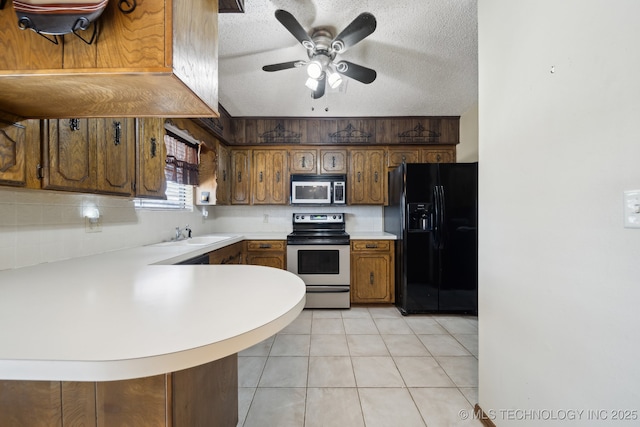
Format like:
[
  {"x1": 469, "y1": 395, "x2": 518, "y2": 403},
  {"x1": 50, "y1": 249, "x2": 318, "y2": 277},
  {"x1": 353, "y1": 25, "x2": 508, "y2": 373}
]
[{"x1": 286, "y1": 213, "x2": 350, "y2": 308}]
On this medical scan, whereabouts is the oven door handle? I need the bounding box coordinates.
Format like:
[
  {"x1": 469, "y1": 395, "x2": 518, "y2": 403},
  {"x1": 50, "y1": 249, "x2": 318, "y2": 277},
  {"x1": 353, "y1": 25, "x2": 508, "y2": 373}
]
[{"x1": 306, "y1": 286, "x2": 350, "y2": 293}]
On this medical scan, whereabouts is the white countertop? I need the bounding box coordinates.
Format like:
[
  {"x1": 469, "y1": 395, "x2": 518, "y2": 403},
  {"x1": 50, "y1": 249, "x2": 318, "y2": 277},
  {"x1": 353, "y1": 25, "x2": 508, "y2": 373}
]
[
  {"x1": 0, "y1": 235, "x2": 305, "y2": 382},
  {"x1": 349, "y1": 232, "x2": 397, "y2": 240}
]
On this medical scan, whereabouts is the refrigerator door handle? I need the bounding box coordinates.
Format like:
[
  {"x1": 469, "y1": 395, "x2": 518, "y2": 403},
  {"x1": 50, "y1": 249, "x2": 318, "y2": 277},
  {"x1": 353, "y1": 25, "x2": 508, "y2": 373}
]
[
  {"x1": 433, "y1": 186, "x2": 440, "y2": 248},
  {"x1": 438, "y1": 185, "x2": 446, "y2": 249}
]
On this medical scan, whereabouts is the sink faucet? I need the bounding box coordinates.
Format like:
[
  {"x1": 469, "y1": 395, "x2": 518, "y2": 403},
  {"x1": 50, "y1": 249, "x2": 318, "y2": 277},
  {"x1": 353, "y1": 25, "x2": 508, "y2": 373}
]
[{"x1": 174, "y1": 224, "x2": 192, "y2": 241}]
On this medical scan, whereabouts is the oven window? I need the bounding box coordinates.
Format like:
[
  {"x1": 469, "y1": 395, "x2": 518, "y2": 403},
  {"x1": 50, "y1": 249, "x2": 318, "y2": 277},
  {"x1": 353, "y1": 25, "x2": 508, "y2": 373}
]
[{"x1": 298, "y1": 250, "x2": 339, "y2": 274}]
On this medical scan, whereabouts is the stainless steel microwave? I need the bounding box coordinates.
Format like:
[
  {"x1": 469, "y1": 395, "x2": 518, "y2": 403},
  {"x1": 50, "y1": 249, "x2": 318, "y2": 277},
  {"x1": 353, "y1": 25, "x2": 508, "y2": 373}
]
[{"x1": 290, "y1": 174, "x2": 346, "y2": 205}]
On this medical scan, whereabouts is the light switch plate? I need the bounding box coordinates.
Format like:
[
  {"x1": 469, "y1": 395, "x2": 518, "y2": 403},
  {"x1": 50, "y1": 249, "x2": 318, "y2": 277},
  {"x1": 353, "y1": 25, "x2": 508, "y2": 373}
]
[{"x1": 624, "y1": 190, "x2": 640, "y2": 228}]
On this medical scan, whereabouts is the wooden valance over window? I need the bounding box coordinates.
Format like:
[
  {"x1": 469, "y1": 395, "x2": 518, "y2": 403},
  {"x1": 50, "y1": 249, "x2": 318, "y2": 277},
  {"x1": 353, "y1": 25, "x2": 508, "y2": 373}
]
[{"x1": 164, "y1": 133, "x2": 199, "y2": 186}]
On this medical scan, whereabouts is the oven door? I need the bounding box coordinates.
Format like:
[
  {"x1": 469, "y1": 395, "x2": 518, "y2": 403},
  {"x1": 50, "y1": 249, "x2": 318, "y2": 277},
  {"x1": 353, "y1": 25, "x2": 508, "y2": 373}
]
[
  {"x1": 286, "y1": 244, "x2": 351, "y2": 308},
  {"x1": 286, "y1": 244, "x2": 350, "y2": 285}
]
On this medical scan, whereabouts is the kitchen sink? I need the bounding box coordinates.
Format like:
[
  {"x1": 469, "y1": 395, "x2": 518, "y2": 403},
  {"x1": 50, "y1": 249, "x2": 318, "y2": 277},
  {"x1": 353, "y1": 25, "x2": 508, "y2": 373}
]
[
  {"x1": 184, "y1": 236, "x2": 231, "y2": 245},
  {"x1": 150, "y1": 235, "x2": 236, "y2": 247}
]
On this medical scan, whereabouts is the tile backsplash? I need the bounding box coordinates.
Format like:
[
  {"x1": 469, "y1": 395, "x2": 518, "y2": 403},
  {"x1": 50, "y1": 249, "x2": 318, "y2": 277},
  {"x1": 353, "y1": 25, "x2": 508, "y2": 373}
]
[{"x1": 0, "y1": 187, "x2": 383, "y2": 270}]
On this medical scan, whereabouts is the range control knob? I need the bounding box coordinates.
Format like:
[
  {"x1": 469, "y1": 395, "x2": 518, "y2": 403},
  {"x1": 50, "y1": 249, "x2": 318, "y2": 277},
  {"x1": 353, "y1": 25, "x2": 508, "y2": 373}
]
[{"x1": 333, "y1": 215, "x2": 337, "y2": 219}]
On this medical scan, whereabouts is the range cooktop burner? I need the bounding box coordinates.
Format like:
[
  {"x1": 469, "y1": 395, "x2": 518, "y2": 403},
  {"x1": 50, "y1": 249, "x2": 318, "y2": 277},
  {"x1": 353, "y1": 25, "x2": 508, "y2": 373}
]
[{"x1": 287, "y1": 213, "x2": 349, "y2": 245}]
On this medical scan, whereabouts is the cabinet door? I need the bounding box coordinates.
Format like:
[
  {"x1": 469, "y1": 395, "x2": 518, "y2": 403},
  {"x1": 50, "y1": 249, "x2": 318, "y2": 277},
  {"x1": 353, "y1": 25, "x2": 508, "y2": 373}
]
[
  {"x1": 350, "y1": 240, "x2": 394, "y2": 303},
  {"x1": 135, "y1": 118, "x2": 166, "y2": 198},
  {"x1": 252, "y1": 150, "x2": 287, "y2": 205},
  {"x1": 42, "y1": 118, "x2": 97, "y2": 192},
  {"x1": 269, "y1": 150, "x2": 287, "y2": 204},
  {"x1": 245, "y1": 240, "x2": 286, "y2": 269},
  {"x1": 352, "y1": 254, "x2": 393, "y2": 302},
  {"x1": 0, "y1": 120, "x2": 37, "y2": 188},
  {"x1": 289, "y1": 149, "x2": 317, "y2": 174},
  {"x1": 319, "y1": 149, "x2": 347, "y2": 174},
  {"x1": 231, "y1": 149, "x2": 250, "y2": 205},
  {"x1": 387, "y1": 148, "x2": 421, "y2": 169},
  {"x1": 96, "y1": 118, "x2": 135, "y2": 196},
  {"x1": 420, "y1": 147, "x2": 455, "y2": 163},
  {"x1": 216, "y1": 143, "x2": 231, "y2": 204},
  {"x1": 348, "y1": 149, "x2": 385, "y2": 205}
]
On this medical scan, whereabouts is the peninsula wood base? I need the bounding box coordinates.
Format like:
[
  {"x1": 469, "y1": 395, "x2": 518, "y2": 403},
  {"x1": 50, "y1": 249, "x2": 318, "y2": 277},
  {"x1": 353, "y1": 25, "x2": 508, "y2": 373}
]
[{"x1": 0, "y1": 354, "x2": 238, "y2": 427}]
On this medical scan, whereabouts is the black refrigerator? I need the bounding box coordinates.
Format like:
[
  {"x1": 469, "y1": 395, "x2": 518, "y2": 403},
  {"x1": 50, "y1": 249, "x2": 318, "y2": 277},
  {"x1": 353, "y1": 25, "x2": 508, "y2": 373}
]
[{"x1": 384, "y1": 162, "x2": 478, "y2": 315}]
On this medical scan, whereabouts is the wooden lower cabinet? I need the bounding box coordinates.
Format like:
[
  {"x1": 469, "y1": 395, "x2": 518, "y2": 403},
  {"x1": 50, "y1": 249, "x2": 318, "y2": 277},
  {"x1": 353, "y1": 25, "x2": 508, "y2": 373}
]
[
  {"x1": 245, "y1": 240, "x2": 286, "y2": 269},
  {"x1": 350, "y1": 240, "x2": 395, "y2": 303},
  {"x1": 209, "y1": 242, "x2": 244, "y2": 265},
  {"x1": 0, "y1": 355, "x2": 238, "y2": 427}
]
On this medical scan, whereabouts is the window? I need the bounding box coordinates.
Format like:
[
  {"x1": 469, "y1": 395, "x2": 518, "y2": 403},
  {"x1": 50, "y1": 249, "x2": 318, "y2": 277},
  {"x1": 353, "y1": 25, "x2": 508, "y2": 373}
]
[{"x1": 134, "y1": 182, "x2": 194, "y2": 210}]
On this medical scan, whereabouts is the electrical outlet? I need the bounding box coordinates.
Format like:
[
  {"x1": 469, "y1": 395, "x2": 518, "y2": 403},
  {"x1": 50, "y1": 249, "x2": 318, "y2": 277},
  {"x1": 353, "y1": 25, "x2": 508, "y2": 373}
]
[
  {"x1": 624, "y1": 190, "x2": 640, "y2": 229},
  {"x1": 85, "y1": 217, "x2": 102, "y2": 233}
]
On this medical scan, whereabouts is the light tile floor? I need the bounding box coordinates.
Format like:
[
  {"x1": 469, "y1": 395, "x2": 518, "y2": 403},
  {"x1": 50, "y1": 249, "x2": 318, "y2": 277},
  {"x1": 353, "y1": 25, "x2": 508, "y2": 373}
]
[{"x1": 237, "y1": 305, "x2": 481, "y2": 427}]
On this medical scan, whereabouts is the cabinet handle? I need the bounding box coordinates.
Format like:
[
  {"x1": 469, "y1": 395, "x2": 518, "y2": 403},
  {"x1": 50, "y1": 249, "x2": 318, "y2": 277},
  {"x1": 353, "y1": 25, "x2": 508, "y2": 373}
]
[
  {"x1": 222, "y1": 170, "x2": 227, "y2": 182},
  {"x1": 436, "y1": 154, "x2": 442, "y2": 162},
  {"x1": 113, "y1": 121, "x2": 121, "y2": 146},
  {"x1": 238, "y1": 172, "x2": 242, "y2": 183},
  {"x1": 301, "y1": 156, "x2": 306, "y2": 168},
  {"x1": 150, "y1": 137, "x2": 157, "y2": 158},
  {"x1": 276, "y1": 171, "x2": 280, "y2": 183},
  {"x1": 357, "y1": 171, "x2": 361, "y2": 183},
  {"x1": 370, "y1": 272, "x2": 374, "y2": 285},
  {"x1": 118, "y1": 0, "x2": 137, "y2": 14},
  {"x1": 69, "y1": 118, "x2": 80, "y2": 131},
  {"x1": 259, "y1": 243, "x2": 272, "y2": 249},
  {"x1": 374, "y1": 171, "x2": 379, "y2": 183},
  {"x1": 259, "y1": 171, "x2": 263, "y2": 182},
  {"x1": 365, "y1": 243, "x2": 378, "y2": 249},
  {"x1": 332, "y1": 156, "x2": 336, "y2": 168}
]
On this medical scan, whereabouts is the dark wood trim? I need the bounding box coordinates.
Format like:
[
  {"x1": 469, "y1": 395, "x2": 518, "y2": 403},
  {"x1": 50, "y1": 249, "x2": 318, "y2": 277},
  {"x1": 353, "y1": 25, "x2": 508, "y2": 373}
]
[{"x1": 475, "y1": 404, "x2": 497, "y2": 427}]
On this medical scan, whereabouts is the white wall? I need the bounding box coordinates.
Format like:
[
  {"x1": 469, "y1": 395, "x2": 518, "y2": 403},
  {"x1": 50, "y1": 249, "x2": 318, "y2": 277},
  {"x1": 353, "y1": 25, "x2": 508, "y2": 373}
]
[
  {"x1": 459, "y1": 102, "x2": 479, "y2": 162},
  {"x1": 478, "y1": 1, "x2": 640, "y2": 425},
  {"x1": 0, "y1": 187, "x2": 382, "y2": 270}
]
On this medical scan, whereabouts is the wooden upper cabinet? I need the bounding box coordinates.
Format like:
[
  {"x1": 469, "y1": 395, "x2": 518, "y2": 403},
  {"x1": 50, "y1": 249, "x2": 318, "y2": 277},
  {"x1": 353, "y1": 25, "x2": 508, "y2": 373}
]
[
  {"x1": 96, "y1": 118, "x2": 135, "y2": 196},
  {"x1": 42, "y1": 118, "x2": 98, "y2": 192},
  {"x1": 289, "y1": 149, "x2": 317, "y2": 174},
  {"x1": 0, "y1": 119, "x2": 40, "y2": 188},
  {"x1": 0, "y1": 0, "x2": 218, "y2": 118},
  {"x1": 387, "y1": 148, "x2": 421, "y2": 169},
  {"x1": 135, "y1": 118, "x2": 166, "y2": 199},
  {"x1": 215, "y1": 142, "x2": 231, "y2": 204},
  {"x1": 348, "y1": 149, "x2": 386, "y2": 205},
  {"x1": 252, "y1": 150, "x2": 287, "y2": 205},
  {"x1": 320, "y1": 149, "x2": 348, "y2": 174},
  {"x1": 421, "y1": 147, "x2": 456, "y2": 163},
  {"x1": 231, "y1": 149, "x2": 250, "y2": 205}
]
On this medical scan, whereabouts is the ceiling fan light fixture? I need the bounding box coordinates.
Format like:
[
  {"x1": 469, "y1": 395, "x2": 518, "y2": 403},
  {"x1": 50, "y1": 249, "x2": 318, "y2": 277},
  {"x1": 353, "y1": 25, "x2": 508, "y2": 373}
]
[
  {"x1": 307, "y1": 61, "x2": 323, "y2": 79},
  {"x1": 327, "y1": 69, "x2": 343, "y2": 89},
  {"x1": 305, "y1": 77, "x2": 319, "y2": 91}
]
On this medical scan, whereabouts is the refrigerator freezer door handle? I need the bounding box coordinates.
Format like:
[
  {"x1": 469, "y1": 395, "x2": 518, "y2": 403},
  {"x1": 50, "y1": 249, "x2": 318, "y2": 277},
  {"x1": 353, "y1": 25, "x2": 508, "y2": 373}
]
[
  {"x1": 433, "y1": 186, "x2": 440, "y2": 248},
  {"x1": 438, "y1": 185, "x2": 446, "y2": 249}
]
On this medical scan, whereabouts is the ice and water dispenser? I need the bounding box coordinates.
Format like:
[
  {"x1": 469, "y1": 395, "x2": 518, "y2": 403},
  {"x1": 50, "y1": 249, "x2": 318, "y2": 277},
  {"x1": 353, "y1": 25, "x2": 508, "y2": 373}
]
[{"x1": 408, "y1": 203, "x2": 432, "y2": 231}]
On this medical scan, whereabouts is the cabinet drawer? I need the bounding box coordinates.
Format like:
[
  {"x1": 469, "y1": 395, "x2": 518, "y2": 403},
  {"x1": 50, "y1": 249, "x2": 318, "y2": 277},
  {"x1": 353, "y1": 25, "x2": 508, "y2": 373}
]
[
  {"x1": 245, "y1": 240, "x2": 286, "y2": 251},
  {"x1": 351, "y1": 240, "x2": 391, "y2": 252}
]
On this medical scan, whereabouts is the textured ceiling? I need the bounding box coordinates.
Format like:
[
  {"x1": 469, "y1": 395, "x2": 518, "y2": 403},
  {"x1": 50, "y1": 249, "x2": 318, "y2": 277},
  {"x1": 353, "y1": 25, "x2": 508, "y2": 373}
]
[{"x1": 217, "y1": 0, "x2": 478, "y2": 118}]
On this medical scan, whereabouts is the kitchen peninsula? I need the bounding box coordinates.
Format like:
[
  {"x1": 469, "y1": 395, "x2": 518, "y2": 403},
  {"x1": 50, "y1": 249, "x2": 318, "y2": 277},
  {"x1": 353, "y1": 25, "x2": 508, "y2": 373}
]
[{"x1": 0, "y1": 236, "x2": 306, "y2": 426}]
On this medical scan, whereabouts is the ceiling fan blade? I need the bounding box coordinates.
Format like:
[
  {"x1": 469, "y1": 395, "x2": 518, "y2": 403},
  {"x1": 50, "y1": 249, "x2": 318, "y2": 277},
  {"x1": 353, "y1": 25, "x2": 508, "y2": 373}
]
[
  {"x1": 335, "y1": 61, "x2": 377, "y2": 84},
  {"x1": 312, "y1": 77, "x2": 326, "y2": 99},
  {"x1": 262, "y1": 61, "x2": 305, "y2": 72},
  {"x1": 331, "y1": 12, "x2": 376, "y2": 53},
  {"x1": 275, "y1": 9, "x2": 315, "y2": 50}
]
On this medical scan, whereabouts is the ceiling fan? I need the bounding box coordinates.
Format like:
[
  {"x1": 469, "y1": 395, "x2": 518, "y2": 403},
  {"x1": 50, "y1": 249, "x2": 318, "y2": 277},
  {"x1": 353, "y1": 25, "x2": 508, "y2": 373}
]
[{"x1": 262, "y1": 9, "x2": 377, "y2": 99}]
